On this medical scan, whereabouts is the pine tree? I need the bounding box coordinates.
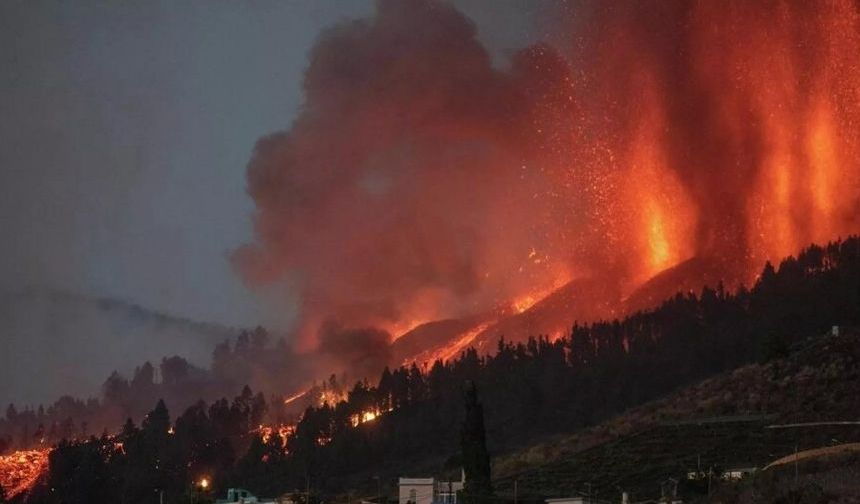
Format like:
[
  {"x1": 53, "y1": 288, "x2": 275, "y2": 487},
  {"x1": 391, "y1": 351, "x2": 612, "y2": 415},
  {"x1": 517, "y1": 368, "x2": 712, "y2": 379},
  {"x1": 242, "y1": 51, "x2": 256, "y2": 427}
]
[
  {"x1": 460, "y1": 381, "x2": 493, "y2": 504},
  {"x1": 142, "y1": 399, "x2": 170, "y2": 437},
  {"x1": 121, "y1": 417, "x2": 138, "y2": 438}
]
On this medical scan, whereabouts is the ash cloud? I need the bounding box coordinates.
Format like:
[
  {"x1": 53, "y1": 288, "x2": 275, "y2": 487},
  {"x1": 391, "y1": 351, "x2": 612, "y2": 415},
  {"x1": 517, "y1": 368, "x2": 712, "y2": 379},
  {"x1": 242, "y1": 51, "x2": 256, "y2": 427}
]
[
  {"x1": 234, "y1": 0, "x2": 581, "y2": 348},
  {"x1": 317, "y1": 323, "x2": 393, "y2": 381}
]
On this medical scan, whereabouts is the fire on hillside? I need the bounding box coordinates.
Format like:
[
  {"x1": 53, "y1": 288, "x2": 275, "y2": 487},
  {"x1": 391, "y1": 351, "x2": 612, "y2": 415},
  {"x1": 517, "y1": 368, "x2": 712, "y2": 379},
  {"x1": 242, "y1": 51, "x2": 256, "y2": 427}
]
[{"x1": 0, "y1": 449, "x2": 50, "y2": 499}]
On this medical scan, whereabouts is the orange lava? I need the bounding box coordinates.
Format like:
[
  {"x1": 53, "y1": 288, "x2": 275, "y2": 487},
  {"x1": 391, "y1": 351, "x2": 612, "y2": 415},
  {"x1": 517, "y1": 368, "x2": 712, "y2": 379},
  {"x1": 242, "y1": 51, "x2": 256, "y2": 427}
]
[
  {"x1": 282, "y1": 390, "x2": 308, "y2": 405},
  {"x1": 690, "y1": 0, "x2": 860, "y2": 277},
  {"x1": 426, "y1": 322, "x2": 493, "y2": 364},
  {"x1": 620, "y1": 69, "x2": 697, "y2": 284},
  {"x1": 0, "y1": 449, "x2": 50, "y2": 498}
]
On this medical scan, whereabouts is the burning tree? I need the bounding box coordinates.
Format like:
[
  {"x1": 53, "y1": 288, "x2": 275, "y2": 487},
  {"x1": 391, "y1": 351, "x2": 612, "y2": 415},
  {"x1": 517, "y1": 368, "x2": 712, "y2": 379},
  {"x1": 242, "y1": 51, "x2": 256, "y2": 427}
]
[{"x1": 460, "y1": 381, "x2": 493, "y2": 504}]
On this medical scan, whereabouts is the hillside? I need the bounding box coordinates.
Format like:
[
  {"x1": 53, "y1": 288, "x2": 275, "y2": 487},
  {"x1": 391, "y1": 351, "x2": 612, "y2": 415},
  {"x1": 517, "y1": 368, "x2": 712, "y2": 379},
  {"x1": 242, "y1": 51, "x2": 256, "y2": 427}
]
[
  {"x1": 492, "y1": 327, "x2": 860, "y2": 501},
  {"x1": 9, "y1": 238, "x2": 860, "y2": 503},
  {"x1": 213, "y1": 237, "x2": 860, "y2": 498},
  {"x1": 473, "y1": 277, "x2": 619, "y2": 347}
]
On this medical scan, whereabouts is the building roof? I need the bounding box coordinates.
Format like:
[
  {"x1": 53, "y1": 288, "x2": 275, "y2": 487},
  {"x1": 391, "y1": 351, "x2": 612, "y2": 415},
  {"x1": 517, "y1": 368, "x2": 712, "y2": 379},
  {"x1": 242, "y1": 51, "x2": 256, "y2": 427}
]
[{"x1": 399, "y1": 478, "x2": 435, "y2": 485}]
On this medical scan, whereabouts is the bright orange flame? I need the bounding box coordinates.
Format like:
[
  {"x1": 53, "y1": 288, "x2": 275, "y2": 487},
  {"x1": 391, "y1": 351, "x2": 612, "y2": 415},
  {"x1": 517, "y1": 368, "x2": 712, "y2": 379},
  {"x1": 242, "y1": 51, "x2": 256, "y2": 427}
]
[
  {"x1": 318, "y1": 389, "x2": 348, "y2": 407},
  {"x1": 808, "y1": 101, "x2": 837, "y2": 223},
  {"x1": 675, "y1": 0, "x2": 860, "y2": 276},
  {"x1": 621, "y1": 70, "x2": 697, "y2": 283},
  {"x1": 255, "y1": 423, "x2": 296, "y2": 449},
  {"x1": 349, "y1": 407, "x2": 392, "y2": 427},
  {"x1": 644, "y1": 200, "x2": 672, "y2": 273},
  {"x1": 512, "y1": 295, "x2": 539, "y2": 314}
]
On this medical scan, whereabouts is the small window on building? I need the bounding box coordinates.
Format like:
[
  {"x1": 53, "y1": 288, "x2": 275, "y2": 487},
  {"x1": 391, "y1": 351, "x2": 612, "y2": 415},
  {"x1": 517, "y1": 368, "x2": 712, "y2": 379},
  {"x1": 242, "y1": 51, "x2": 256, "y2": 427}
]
[{"x1": 409, "y1": 489, "x2": 417, "y2": 504}]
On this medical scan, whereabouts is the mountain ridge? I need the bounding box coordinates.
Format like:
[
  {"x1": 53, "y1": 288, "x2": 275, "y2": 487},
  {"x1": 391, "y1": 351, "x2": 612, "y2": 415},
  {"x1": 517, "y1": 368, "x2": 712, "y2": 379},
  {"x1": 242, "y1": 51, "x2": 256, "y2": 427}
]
[{"x1": 0, "y1": 288, "x2": 236, "y2": 406}]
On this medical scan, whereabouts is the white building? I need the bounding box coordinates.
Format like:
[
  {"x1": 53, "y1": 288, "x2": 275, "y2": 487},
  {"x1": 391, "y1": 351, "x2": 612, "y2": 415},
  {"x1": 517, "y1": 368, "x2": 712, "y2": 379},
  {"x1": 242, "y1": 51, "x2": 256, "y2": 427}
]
[
  {"x1": 545, "y1": 497, "x2": 594, "y2": 504},
  {"x1": 399, "y1": 472, "x2": 464, "y2": 504},
  {"x1": 215, "y1": 488, "x2": 279, "y2": 504},
  {"x1": 722, "y1": 467, "x2": 757, "y2": 480},
  {"x1": 399, "y1": 478, "x2": 435, "y2": 504},
  {"x1": 545, "y1": 496, "x2": 613, "y2": 504}
]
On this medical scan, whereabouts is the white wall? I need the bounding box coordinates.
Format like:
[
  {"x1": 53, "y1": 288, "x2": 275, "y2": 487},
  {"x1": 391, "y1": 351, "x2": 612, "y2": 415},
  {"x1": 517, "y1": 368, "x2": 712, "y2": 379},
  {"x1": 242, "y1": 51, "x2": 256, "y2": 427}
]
[{"x1": 399, "y1": 480, "x2": 434, "y2": 504}]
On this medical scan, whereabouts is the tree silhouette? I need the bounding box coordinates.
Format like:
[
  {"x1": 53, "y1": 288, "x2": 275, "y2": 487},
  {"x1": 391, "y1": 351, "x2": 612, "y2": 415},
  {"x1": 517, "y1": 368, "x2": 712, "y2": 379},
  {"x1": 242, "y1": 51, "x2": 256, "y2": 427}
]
[{"x1": 460, "y1": 381, "x2": 493, "y2": 504}]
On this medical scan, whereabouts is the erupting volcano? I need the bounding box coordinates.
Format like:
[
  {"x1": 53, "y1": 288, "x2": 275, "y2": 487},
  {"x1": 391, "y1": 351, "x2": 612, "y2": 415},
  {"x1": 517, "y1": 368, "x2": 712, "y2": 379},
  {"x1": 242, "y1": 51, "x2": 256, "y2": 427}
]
[
  {"x1": 233, "y1": 0, "x2": 860, "y2": 378},
  {"x1": 9, "y1": 1, "x2": 860, "y2": 502}
]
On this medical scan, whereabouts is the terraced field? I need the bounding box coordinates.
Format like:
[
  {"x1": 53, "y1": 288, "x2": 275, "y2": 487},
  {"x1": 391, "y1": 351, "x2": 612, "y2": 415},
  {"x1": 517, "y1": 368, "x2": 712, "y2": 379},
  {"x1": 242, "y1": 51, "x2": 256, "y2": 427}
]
[{"x1": 491, "y1": 330, "x2": 860, "y2": 502}]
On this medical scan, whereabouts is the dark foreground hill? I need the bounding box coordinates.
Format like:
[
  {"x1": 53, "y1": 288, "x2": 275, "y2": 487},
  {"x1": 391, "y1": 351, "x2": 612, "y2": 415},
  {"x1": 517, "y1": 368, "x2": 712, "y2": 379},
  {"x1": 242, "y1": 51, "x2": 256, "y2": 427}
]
[{"x1": 493, "y1": 327, "x2": 860, "y2": 502}]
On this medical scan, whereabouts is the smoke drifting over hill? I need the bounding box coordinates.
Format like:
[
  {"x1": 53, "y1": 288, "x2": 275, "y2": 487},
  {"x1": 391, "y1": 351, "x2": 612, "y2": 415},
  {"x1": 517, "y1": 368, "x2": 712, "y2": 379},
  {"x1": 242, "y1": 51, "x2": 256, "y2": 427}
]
[
  {"x1": 233, "y1": 0, "x2": 591, "y2": 348},
  {"x1": 236, "y1": 0, "x2": 860, "y2": 358},
  {"x1": 0, "y1": 290, "x2": 232, "y2": 407}
]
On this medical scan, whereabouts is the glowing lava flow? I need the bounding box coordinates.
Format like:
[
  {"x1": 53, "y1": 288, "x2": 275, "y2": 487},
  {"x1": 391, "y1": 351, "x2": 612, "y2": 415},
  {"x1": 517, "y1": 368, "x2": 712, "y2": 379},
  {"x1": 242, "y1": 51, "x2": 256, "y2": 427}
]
[
  {"x1": 282, "y1": 390, "x2": 308, "y2": 405},
  {"x1": 0, "y1": 449, "x2": 50, "y2": 498},
  {"x1": 426, "y1": 322, "x2": 493, "y2": 364}
]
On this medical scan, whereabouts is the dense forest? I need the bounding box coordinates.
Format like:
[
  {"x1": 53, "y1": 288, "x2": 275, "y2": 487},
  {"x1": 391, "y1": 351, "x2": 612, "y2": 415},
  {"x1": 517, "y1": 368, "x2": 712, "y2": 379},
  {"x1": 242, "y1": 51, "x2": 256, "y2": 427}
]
[
  {"x1": 6, "y1": 237, "x2": 860, "y2": 502},
  {"x1": 0, "y1": 328, "x2": 307, "y2": 454},
  {"x1": 269, "y1": 238, "x2": 860, "y2": 488}
]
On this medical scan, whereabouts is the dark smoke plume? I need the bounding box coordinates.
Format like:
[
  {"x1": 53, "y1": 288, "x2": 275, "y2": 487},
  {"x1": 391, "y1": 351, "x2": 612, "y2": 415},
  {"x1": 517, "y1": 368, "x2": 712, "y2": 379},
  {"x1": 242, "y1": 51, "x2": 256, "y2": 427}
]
[{"x1": 234, "y1": 0, "x2": 582, "y2": 349}]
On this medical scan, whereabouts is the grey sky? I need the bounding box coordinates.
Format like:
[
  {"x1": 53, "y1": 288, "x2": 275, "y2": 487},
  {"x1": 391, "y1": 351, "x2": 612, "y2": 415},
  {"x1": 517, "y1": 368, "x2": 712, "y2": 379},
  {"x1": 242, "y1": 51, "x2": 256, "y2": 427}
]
[{"x1": 0, "y1": 0, "x2": 548, "y2": 329}]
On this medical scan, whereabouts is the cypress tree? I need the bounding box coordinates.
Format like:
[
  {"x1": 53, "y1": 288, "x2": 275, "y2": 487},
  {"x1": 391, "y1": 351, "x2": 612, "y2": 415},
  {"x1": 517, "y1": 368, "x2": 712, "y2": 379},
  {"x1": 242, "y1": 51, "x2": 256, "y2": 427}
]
[{"x1": 460, "y1": 381, "x2": 493, "y2": 504}]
